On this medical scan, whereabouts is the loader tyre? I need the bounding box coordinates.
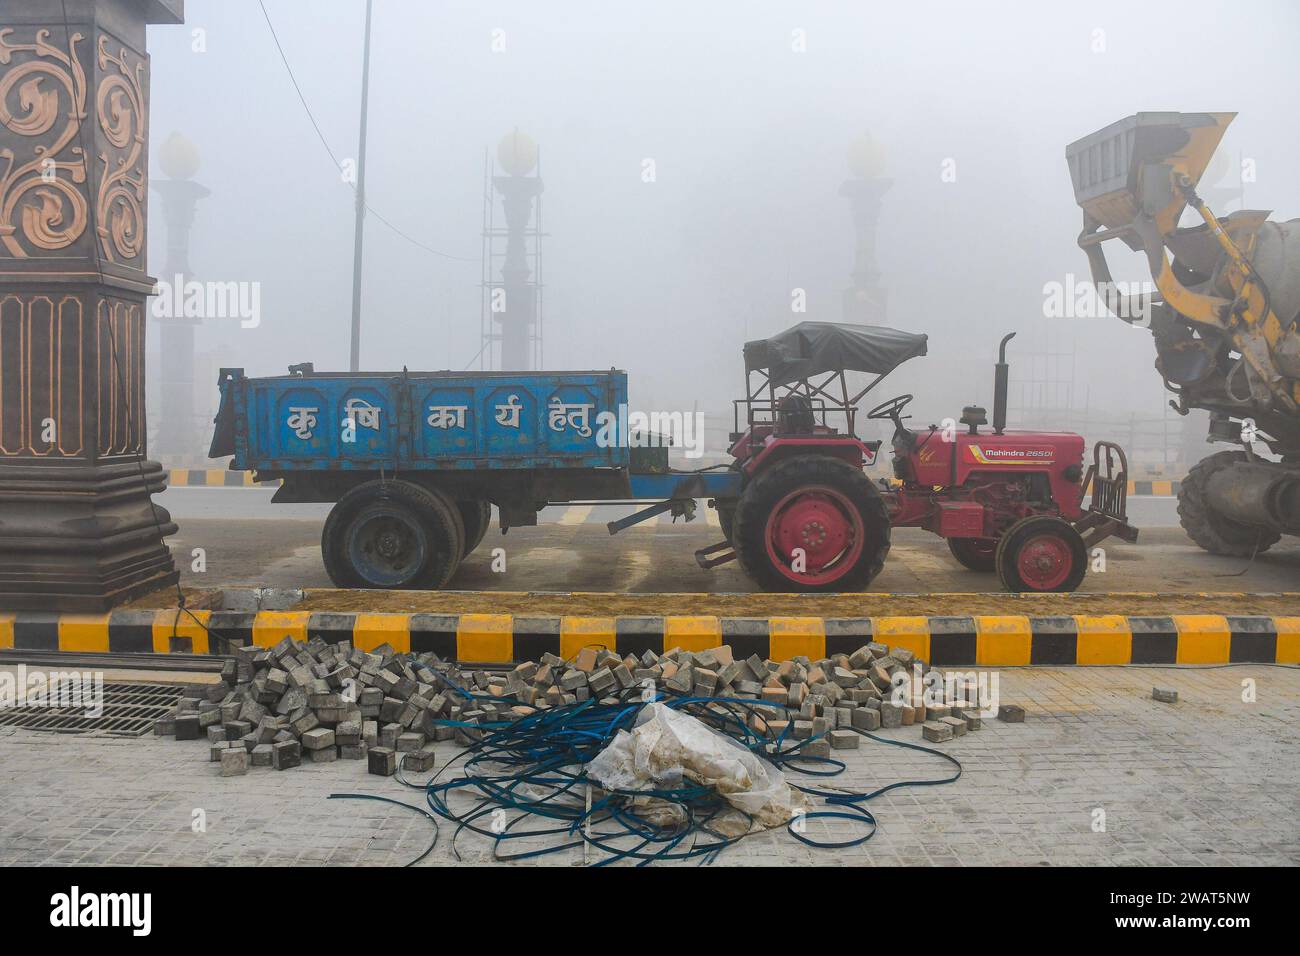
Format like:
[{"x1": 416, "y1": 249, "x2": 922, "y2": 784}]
[
  {"x1": 457, "y1": 499, "x2": 493, "y2": 557},
  {"x1": 948, "y1": 536, "x2": 998, "y2": 572},
  {"x1": 733, "y1": 455, "x2": 890, "y2": 593},
  {"x1": 322, "y1": 480, "x2": 464, "y2": 590},
  {"x1": 1177, "y1": 450, "x2": 1280, "y2": 557}
]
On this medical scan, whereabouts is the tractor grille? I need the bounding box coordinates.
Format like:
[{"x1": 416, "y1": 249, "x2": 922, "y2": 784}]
[{"x1": 0, "y1": 681, "x2": 185, "y2": 738}]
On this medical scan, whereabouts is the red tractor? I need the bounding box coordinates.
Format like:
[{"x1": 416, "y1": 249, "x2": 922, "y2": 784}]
[{"x1": 697, "y1": 322, "x2": 1137, "y2": 592}]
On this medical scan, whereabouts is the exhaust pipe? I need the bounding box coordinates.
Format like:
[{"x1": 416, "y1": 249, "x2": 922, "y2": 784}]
[
  {"x1": 1205, "y1": 461, "x2": 1300, "y2": 535},
  {"x1": 993, "y1": 332, "x2": 1015, "y2": 435}
]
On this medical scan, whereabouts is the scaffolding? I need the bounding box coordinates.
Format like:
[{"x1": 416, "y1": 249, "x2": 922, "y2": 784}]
[
  {"x1": 1006, "y1": 341, "x2": 1188, "y2": 476},
  {"x1": 479, "y1": 148, "x2": 545, "y2": 370}
]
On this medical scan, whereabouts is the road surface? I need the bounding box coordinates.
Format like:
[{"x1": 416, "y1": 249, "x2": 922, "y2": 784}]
[{"x1": 155, "y1": 488, "x2": 1299, "y2": 593}]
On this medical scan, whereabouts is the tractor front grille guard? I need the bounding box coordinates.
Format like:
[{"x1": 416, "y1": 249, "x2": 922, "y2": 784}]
[{"x1": 1076, "y1": 440, "x2": 1139, "y2": 547}]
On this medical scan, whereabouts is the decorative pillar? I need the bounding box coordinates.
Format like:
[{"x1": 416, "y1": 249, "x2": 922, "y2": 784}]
[
  {"x1": 494, "y1": 130, "x2": 542, "y2": 371},
  {"x1": 839, "y1": 133, "x2": 891, "y2": 323},
  {"x1": 0, "y1": 0, "x2": 184, "y2": 611},
  {"x1": 151, "y1": 129, "x2": 207, "y2": 460}
]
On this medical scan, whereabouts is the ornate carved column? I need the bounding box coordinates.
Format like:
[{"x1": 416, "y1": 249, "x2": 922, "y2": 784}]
[{"x1": 0, "y1": 0, "x2": 184, "y2": 611}]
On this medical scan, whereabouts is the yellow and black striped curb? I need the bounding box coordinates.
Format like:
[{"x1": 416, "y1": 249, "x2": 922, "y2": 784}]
[
  {"x1": 167, "y1": 469, "x2": 280, "y2": 488},
  {"x1": 3, "y1": 609, "x2": 1296, "y2": 666},
  {"x1": 167, "y1": 469, "x2": 1182, "y2": 496},
  {"x1": 1128, "y1": 479, "x2": 1181, "y2": 496}
]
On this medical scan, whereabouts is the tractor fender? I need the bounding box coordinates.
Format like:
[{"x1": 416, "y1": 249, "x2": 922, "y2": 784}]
[{"x1": 743, "y1": 436, "x2": 878, "y2": 478}]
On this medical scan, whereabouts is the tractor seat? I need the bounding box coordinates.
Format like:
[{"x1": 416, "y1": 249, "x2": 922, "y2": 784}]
[{"x1": 776, "y1": 395, "x2": 816, "y2": 435}]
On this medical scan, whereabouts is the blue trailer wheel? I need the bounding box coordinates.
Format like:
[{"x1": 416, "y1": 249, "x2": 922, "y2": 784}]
[
  {"x1": 345, "y1": 504, "x2": 430, "y2": 588},
  {"x1": 457, "y1": 499, "x2": 493, "y2": 557},
  {"x1": 321, "y1": 480, "x2": 465, "y2": 590}
]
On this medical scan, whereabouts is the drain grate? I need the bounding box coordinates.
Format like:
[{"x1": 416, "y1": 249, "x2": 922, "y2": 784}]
[{"x1": 0, "y1": 681, "x2": 186, "y2": 737}]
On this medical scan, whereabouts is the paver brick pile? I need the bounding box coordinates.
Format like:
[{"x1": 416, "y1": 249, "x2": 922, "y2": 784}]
[{"x1": 154, "y1": 635, "x2": 1009, "y2": 776}]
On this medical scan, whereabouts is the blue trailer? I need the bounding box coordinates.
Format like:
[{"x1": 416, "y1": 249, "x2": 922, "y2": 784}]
[{"x1": 209, "y1": 365, "x2": 742, "y2": 589}]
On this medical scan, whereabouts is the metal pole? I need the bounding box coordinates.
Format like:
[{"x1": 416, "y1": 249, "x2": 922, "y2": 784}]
[{"x1": 349, "y1": 0, "x2": 375, "y2": 372}]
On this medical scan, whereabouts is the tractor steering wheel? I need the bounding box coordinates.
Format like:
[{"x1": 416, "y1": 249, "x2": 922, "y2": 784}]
[{"x1": 866, "y1": 394, "x2": 914, "y2": 422}]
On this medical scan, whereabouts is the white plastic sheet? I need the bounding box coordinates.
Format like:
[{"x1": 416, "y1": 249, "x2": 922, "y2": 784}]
[{"x1": 587, "y1": 703, "x2": 806, "y2": 829}]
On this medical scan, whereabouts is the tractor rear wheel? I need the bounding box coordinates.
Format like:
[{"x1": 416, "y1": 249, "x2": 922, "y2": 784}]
[
  {"x1": 1177, "y1": 450, "x2": 1281, "y2": 556},
  {"x1": 948, "y1": 536, "x2": 998, "y2": 572},
  {"x1": 733, "y1": 455, "x2": 890, "y2": 592},
  {"x1": 995, "y1": 515, "x2": 1087, "y2": 593},
  {"x1": 457, "y1": 499, "x2": 493, "y2": 557},
  {"x1": 321, "y1": 480, "x2": 464, "y2": 590},
  {"x1": 714, "y1": 499, "x2": 737, "y2": 543}
]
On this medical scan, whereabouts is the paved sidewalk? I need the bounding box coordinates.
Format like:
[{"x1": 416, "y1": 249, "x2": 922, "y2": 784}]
[{"x1": 0, "y1": 665, "x2": 1296, "y2": 866}]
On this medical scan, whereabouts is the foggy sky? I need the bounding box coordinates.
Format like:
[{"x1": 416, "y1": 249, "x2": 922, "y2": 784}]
[{"x1": 144, "y1": 0, "x2": 1300, "y2": 445}]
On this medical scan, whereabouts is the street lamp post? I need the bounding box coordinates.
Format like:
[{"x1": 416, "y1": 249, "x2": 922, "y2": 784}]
[
  {"x1": 493, "y1": 130, "x2": 542, "y2": 371},
  {"x1": 152, "y1": 131, "x2": 209, "y2": 460},
  {"x1": 839, "y1": 133, "x2": 891, "y2": 323}
]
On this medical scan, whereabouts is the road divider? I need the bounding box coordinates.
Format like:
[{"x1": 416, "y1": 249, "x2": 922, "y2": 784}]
[
  {"x1": 167, "y1": 469, "x2": 278, "y2": 488},
  {"x1": 2, "y1": 607, "x2": 1295, "y2": 666}
]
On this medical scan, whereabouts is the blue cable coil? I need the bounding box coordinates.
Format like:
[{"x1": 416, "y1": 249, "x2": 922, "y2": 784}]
[{"x1": 331, "y1": 670, "x2": 962, "y2": 867}]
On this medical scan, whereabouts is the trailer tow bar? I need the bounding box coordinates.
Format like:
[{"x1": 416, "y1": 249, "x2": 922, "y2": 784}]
[{"x1": 606, "y1": 498, "x2": 696, "y2": 535}]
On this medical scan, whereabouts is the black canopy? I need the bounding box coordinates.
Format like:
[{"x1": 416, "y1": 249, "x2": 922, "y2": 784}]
[{"x1": 743, "y1": 321, "x2": 928, "y2": 385}]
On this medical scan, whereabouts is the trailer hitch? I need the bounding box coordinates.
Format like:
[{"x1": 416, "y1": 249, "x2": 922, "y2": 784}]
[{"x1": 606, "y1": 498, "x2": 695, "y2": 535}]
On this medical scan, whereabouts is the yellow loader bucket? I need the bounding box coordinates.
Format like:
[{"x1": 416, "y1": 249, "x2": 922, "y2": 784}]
[{"x1": 1065, "y1": 111, "x2": 1235, "y2": 234}]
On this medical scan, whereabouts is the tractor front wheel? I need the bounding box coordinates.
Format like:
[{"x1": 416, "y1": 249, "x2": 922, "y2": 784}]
[
  {"x1": 948, "y1": 536, "x2": 998, "y2": 572},
  {"x1": 995, "y1": 515, "x2": 1087, "y2": 593},
  {"x1": 733, "y1": 455, "x2": 890, "y2": 592}
]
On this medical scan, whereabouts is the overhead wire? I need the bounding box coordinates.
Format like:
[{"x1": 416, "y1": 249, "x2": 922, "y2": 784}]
[{"x1": 257, "y1": 0, "x2": 477, "y2": 264}]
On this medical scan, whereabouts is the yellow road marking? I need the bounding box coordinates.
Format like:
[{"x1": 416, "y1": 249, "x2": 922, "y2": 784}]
[
  {"x1": 457, "y1": 613, "x2": 513, "y2": 662},
  {"x1": 1276, "y1": 617, "x2": 1300, "y2": 665},
  {"x1": 151, "y1": 608, "x2": 211, "y2": 654},
  {"x1": 769, "y1": 617, "x2": 825, "y2": 661},
  {"x1": 58, "y1": 614, "x2": 110, "y2": 653},
  {"x1": 1173, "y1": 615, "x2": 1230, "y2": 664},
  {"x1": 873, "y1": 617, "x2": 930, "y2": 663},
  {"x1": 975, "y1": 616, "x2": 1032, "y2": 666},
  {"x1": 664, "y1": 616, "x2": 721, "y2": 654},
  {"x1": 560, "y1": 617, "x2": 617, "y2": 659},
  {"x1": 559, "y1": 505, "x2": 593, "y2": 526},
  {"x1": 252, "y1": 611, "x2": 310, "y2": 648},
  {"x1": 354, "y1": 613, "x2": 411, "y2": 653},
  {"x1": 1074, "y1": 615, "x2": 1131, "y2": 665}
]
